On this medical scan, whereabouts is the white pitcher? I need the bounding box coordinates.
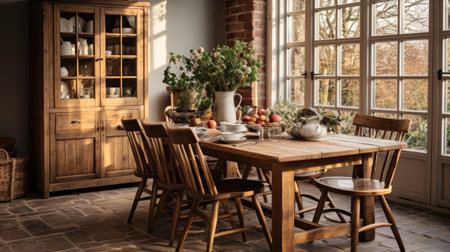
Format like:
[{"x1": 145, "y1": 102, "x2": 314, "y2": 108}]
[
  {"x1": 78, "y1": 39, "x2": 89, "y2": 55},
  {"x1": 298, "y1": 117, "x2": 327, "y2": 140},
  {"x1": 213, "y1": 91, "x2": 242, "y2": 122},
  {"x1": 61, "y1": 40, "x2": 72, "y2": 55}
]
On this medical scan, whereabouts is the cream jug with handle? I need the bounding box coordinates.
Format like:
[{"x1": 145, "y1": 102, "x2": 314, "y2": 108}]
[
  {"x1": 60, "y1": 39, "x2": 72, "y2": 55},
  {"x1": 213, "y1": 91, "x2": 242, "y2": 122}
]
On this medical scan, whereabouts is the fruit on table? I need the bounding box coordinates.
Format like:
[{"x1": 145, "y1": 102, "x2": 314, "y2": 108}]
[
  {"x1": 242, "y1": 115, "x2": 251, "y2": 122},
  {"x1": 258, "y1": 108, "x2": 266, "y2": 116},
  {"x1": 207, "y1": 120, "x2": 217, "y2": 129},
  {"x1": 270, "y1": 113, "x2": 281, "y2": 123},
  {"x1": 190, "y1": 117, "x2": 202, "y2": 126}
]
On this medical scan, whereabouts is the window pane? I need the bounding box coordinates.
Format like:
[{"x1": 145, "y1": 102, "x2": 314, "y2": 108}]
[
  {"x1": 403, "y1": 0, "x2": 429, "y2": 33},
  {"x1": 290, "y1": 78, "x2": 305, "y2": 105},
  {"x1": 318, "y1": 9, "x2": 336, "y2": 40},
  {"x1": 317, "y1": 0, "x2": 335, "y2": 7},
  {"x1": 318, "y1": 45, "x2": 336, "y2": 75},
  {"x1": 289, "y1": 47, "x2": 306, "y2": 76},
  {"x1": 446, "y1": 38, "x2": 450, "y2": 71},
  {"x1": 404, "y1": 114, "x2": 427, "y2": 151},
  {"x1": 288, "y1": 13, "x2": 306, "y2": 42},
  {"x1": 342, "y1": 44, "x2": 360, "y2": 75},
  {"x1": 375, "y1": 0, "x2": 398, "y2": 35},
  {"x1": 339, "y1": 0, "x2": 359, "y2": 3},
  {"x1": 403, "y1": 79, "x2": 428, "y2": 111},
  {"x1": 373, "y1": 113, "x2": 396, "y2": 118},
  {"x1": 374, "y1": 41, "x2": 398, "y2": 75},
  {"x1": 445, "y1": 118, "x2": 450, "y2": 154},
  {"x1": 374, "y1": 79, "x2": 397, "y2": 109},
  {"x1": 289, "y1": 0, "x2": 306, "y2": 11},
  {"x1": 446, "y1": 81, "x2": 450, "y2": 113},
  {"x1": 342, "y1": 6, "x2": 360, "y2": 38},
  {"x1": 339, "y1": 110, "x2": 357, "y2": 134},
  {"x1": 341, "y1": 79, "x2": 359, "y2": 107},
  {"x1": 318, "y1": 79, "x2": 336, "y2": 105},
  {"x1": 403, "y1": 40, "x2": 428, "y2": 76}
]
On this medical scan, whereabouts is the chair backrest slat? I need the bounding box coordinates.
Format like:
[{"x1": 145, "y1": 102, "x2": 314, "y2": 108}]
[
  {"x1": 352, "y1": 113, "x2": 410, "y2": 188},
  {"x1": 167, "y1": 128, "x2": 218, "y2": 196},
  {"x1": 122, "y1": 119, "x2": 154, "y2": 175},
  {"x1": 143, "y1": 123, "x2": 182, "y2": 185}
]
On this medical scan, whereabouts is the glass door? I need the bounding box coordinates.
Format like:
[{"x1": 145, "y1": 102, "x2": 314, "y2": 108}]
[
  {"x1": 435, "y1": 0, "x2": 450, "y2": 208},
  {"x1": 101, "y1": 8, "x2": 143, "y2": 106},
  {"x1": 312, "y1": 0, "x2": 362, "y2": 134},
  {"x1": 55, "y1": 5, "x2": 99, "y2": 107}
]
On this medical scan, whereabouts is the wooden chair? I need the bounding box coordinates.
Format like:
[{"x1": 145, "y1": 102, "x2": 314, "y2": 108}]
[
  {"x1": 143, "y1": 123, "x2": 186, "y2": 246},
  {"x1": 166, "y1": 128, "x2": 272, "y2": 252},
  {"x1": 121, "y1": 119, "x2": 158, "y2": 230},
  {"x1": 312, "y1": 113, "x2": 410, "y2": 251}
]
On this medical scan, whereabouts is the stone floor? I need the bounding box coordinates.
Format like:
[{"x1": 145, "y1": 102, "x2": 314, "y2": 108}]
[{"x1": 0, "y1": 182, "x2": 449, "y2": 252}]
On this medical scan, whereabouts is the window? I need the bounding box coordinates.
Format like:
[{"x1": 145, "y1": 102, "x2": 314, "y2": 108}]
[{"x1": 277, "y1": 0, "x2": 430, "y2": 151}]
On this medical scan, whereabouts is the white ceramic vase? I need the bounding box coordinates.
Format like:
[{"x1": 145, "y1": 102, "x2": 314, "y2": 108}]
[
  {"x1": 213, "y1": 91, "x2": 242, "y2": 122},
  {"x1": 289, "y1": 117, "x2": 327, "y2": 140}
]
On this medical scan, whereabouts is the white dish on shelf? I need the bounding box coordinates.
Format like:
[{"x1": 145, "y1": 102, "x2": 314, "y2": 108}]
[
  {"x1": 60, "y1": 17, "x2": 73, "y2": 32},
  {"x1": 122, "y1": 27, "x2": 135, "y2": 34},
  {"x1": 216, "y1": 136, "x2": 247, "y2": 144},
  {"x1": 111, "y1": 28, "x2": 120, "y2": 33},
  {"x1": 106, "y1": 94, "x2": 120, "y2": 98},
  {"x1": 60, "y1": 81, "x2": 68, "y2": 99}
]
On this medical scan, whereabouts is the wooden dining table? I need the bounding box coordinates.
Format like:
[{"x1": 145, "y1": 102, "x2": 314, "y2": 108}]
[{"x1": 199, "y1": 133, "x2": 407, "y2": 252}]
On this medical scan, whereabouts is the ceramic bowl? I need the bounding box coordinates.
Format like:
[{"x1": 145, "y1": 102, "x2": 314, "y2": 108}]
[
  {"x1": 220, "y1": 132, "x2": 245, "y2": 141},
  {"x1": 226, "y1": 123, "x2": 246, "y2": 132}
]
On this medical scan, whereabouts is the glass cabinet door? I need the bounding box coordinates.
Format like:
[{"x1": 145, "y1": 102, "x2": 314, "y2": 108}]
[
  {"x1": 102, "y1": 8, "x2": 143, "y2": 106},
  {"x1": 56, "y1": 5, "x2": 99, "y2": 107}
]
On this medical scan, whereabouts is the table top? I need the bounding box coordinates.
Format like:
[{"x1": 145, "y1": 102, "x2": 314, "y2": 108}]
[{"x1": 199, "y1": 133, "x2": 407, "y2": 163}]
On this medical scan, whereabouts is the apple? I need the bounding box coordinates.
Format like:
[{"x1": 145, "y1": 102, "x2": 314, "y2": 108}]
[
  {"x1": 258, "y1": 108, "x2": 266, "y2": 116},
  {"x1": 259, "y1": 115, "x2": 266, "y2": 121},
  {"x1": 207, "y1": 120, "x2": 217, "y2": 129},
  {"x1": 270, "y1": 113, "x2": 281, "y2": 123},
  {"x1": 242, "y1": 115, "x2": 251, "y2": 122},
  {"x1": 191, "y1": 117, "x2": 201, "y2": 126}
]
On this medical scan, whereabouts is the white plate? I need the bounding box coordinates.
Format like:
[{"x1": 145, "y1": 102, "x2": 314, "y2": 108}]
[
  {"x1": 217, "y1": 126, "x2": 248, "y2": 132},
  {"x1": 216, "y1": 136, "x2": 247, "y2": 144},
  {"x1": 106, "y1": 94, "x2": 120, "y2": 98}
]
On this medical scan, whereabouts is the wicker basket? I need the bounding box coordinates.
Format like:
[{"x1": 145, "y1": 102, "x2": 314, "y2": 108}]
[
  {"x1": 12, "y1": 156, "x2": 30, "y2": 198},
  {"x1": 0, "y1": 149, "x2": 15, "y2": 202}
]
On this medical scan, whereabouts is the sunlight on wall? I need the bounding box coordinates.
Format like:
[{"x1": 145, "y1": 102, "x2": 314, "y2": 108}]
[{"x1": 151, "y1": 1, "x2": 167, "y2": 70}]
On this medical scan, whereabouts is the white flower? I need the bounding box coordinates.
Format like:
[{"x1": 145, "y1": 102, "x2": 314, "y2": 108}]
[
  {"x1": 245, "y1": 67, "x2": 251, "y2": 74},
  {"x1": 198, "y1": 47, "x2": 204, "y2": 53},
  {"x1": 213, "y1": 52, "x2": 220, "y2": 58},
  {"x1": 173, "y1": 58, "x2": 179, "y2": 64},
  {"x1": 192, "y1": 50, "x2": 198, "y2": 56}
]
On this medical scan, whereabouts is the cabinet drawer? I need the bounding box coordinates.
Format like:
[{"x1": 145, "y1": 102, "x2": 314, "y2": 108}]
[
  {"x1": 105, "y1": 110, "x2": 140, "y2": 134},
  {"x1": 56, "y1": 112, "x2": 96, "y2": 136}
]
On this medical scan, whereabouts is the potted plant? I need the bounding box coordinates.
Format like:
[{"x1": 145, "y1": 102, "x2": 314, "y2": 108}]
[{"x1": 192, "y1": 40, "x2": 262, "y2": 122}]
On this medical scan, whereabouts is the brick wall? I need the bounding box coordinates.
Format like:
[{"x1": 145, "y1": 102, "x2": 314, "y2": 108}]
[{"x1": 225, "y1": 0, "x2": 266, "y2": 107}]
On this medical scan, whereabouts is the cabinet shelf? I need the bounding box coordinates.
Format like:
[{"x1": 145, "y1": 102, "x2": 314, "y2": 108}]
[{"x1": 105, "y1": 33, "x2": 121, "y2": 37}]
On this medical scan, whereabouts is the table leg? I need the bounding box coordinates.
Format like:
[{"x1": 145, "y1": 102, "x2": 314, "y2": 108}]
[
  {"x1": 358, "y1": 153, "x2": 375, "y2": 241},
  {"x1": 271, "y1": 164, "x2": 294, "y2": 252}
]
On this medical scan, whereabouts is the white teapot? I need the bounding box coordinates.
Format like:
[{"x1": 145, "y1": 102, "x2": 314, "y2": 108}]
[{"x1": 289, "y1": 116, "x2": 327, "y2": 140}]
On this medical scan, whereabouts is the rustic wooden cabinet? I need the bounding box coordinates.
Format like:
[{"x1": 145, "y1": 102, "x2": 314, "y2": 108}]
[{"x1": 30, "y1": 0, "x2": 149, "y2": 197}]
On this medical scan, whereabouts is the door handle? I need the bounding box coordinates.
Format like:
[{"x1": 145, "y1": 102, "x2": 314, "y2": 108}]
[
  {"x1": 310, "y1": 71, "x2": 323, "y2": 80},
  {"x1": 437, "y1": 69, "x2": 450, "y2": 80},
  {"x1": 71, "y1": 120, "x2": 81, "y2": 124},
  {"x1": 301, "y1": 71, "x2": 307, "y2": 79}
]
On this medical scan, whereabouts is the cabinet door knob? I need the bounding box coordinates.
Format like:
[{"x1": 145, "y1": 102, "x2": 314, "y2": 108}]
[
  {"x1": 71, "y1": 120, "x2": 81, "y2": 124},
  {"x1": 95, "y1": 58, "x2": 103, "y2": 61}
]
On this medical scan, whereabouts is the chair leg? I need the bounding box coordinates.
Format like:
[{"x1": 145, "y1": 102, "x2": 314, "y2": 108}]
[
  {"x1": 128, "y1": 178, "x2": 146, "y2": 224},
  {"x1": 252, "y1": 195, "x2": 272, "y2": 249},
  {"x1": 169, "y1": 190, "x2": 183, "y2": 247},
  {"x1": 147, "y1": 180, "x2": 159, "y2": 233},
  {"x1": 241, "y1": 164, "x2": 251, "y2": 180},
  {"x1": 148, "y1": 188, "x2": 169, "y2": 233},
  {"x1": 220, "y1": 200, "x2": 238, "y2": 232},
  {"x1": 206, "y1": 201, "x2": 220, "y2": 252},
  {"x1": 351, "y1": 196, "x2": 360, "y2": 252},
  {"x1": 234, "y1": 198, "x2": 247, "y2": 242},
  {"x1": 294, "y1": 181, "x2": 305, "y2": 218},
  {"x1": 176, "y1": 199, "x2": 200, "y2": 252},
  {"x1": 312, "y1": 190, "x2": 328, "y2": 224},
  {"x1": 327, "y1": 194, "x2": 347, "y2": 223},
  {"x1": 379, "y1": 195, "x2": 405, "y2": 252},
  {"x1": 256, "y1": 168, "x2": 269, "y2": 203}
]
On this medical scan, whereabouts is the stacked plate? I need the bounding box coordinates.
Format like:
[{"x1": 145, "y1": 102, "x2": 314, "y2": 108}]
[{"x1": 216, "y1": 123, "x2": 247, "y2": 143}]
